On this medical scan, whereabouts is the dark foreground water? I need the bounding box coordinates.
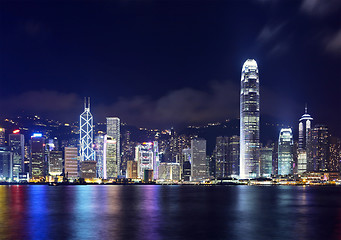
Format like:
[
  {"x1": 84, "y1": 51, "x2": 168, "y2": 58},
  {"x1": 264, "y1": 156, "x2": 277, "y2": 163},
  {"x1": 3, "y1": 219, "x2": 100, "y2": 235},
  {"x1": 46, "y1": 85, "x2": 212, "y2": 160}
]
[{"x1": 1, "y1": 185, "x2": 341, "y2": 240}]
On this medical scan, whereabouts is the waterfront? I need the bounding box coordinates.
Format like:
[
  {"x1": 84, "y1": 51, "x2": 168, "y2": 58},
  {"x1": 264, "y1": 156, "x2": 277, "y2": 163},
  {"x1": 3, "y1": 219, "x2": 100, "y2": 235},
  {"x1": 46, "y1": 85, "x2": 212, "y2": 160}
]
[{"x1": 1, "y1": 185, "x2": 341, "y2": 240}]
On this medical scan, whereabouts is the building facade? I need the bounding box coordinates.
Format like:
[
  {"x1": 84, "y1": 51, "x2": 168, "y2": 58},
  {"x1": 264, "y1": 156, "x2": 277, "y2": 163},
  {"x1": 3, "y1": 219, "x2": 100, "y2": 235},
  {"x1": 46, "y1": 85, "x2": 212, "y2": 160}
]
[
  {"x1": 278, "y1": 128, "x2": 294, "y2": 176},
  {"x1": 9, "y1": 130, "x2": 25, "y2": 181},
  {"x1": 240, "y1": 59, "x2": 260, "y2": 178},
  {"x1": 191, "y1": 139, "x2": 207, "y2": 181}
]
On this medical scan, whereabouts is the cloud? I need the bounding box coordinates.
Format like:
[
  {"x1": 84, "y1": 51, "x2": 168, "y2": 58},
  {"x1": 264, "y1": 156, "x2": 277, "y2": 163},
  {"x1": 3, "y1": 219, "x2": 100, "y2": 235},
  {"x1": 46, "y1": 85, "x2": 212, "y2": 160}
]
[
  {"x1": 257, "y1": 23, "x2": 286, "y2": 44},
  {"x1": 0, "y1": 90, "x2": 82, "y2": 121},
  {"x1": 325, "y1": 29, "x2": 341, "y2": 54},
  {"x1": 301, "y1": 0, "x2": 341, "y2": 16},
  {"x1": 0, "y1": 82, "x2": 300, "y2": 128}
]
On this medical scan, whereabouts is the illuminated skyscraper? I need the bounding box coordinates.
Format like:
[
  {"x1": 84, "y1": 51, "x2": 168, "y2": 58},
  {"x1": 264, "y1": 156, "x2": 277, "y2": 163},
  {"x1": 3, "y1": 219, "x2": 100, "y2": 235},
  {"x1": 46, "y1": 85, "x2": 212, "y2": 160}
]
[
  {"x1": 191, "y1": 139, "x2": 207, "y2": 181},
  {"x1": 48, "y1": 151, "x2": 63, "y2": 176},
  {"x1": 260, "y1": 146, "x2": 273, "y2": 177},
  {"x1": 135, "y1": 142, "x2": 154, "y2": 179},
  {"x1": 103, "y1": 135, "x2": 119, "y2": 179},
  {"x1": 64, "y1": 147, "x2": 78, "y2": 180},
  {"x1": 0, "y1": 128, "x2": 5, "y2": 146},
  {"x1": 106, "y1": 117, "x2": 120, "y2": 175},
  {"x1": 229, "y1": 135, "x2": 240, "y2": 177},
  {"x1": 240, "y1": 59, "x2": 260, "y2": 179},
  {"x1": 94, "y1": 134, "x2": 105, "y2": 178},
  {"x1": 80, "y1": 97, "x2": 94, "y2": 161},
  {"x1": 214, "y1": 136, "x2": 229, "y2": 178},
  {"x1": 278, "y1": 128, "x2": 294, "y2": 176},
  {"x1": 311, "y1": 125, "x2": 329, "y2": 171},
  {"x1": 0, "y1": 146, "x2": 12, "y2": 180},
  {"x1": 299, "y1": 105, "x2": 313, "y2": 150},
  {"x1": 9, "y1": 130, "x2": 25, "y2": 181},
  {"x1": 30, "y1": 133, "x2": 46, "y2": 179}
]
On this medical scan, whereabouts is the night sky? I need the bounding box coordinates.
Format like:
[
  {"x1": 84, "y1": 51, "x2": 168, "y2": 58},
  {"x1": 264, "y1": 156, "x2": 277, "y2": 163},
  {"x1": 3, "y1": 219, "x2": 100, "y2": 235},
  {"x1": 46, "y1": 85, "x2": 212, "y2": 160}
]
[{"x1": 0, "y1": 0, "x2": 340, "y2": 136}]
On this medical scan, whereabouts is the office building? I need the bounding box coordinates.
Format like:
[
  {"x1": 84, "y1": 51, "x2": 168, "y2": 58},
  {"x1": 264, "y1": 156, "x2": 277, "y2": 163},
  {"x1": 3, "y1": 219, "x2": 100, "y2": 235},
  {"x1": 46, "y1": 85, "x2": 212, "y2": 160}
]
[
  {"x1": 0, "y1": 128, "x2": 5, "y2": 146},
  {"x1": 260, "y1": 146, "x2": 273, "y2": 177},
  {"x1": 278, "y1": 128, "x2": 294, "y2": 176},
  {"x1": 103, "y1": 135, "x2": 119, "y2": 179},
  {"x1": 181, "y1": 148, "x2": 191, "y2": 181},
  {"x1": 0, "y1": 146, "x2": 12, "y2": 181},
  {"x1": 311, "y1": 125, "x2": 329, "y2": 171},
  {"x1": 297, "y1": 149, "x2": 307, "y2": 174},
  {"x1": 64, "y1": 147, "x2": 78, "y2": 180},
  {"x1": 135, "y1": 142, "x2": 154, "y2": 179},
  {"x1": 9, "y1": 130, "x2": 25, "y2": 181},
  {"x1": 80, "y1": 97, "x2": 95, "y2": 161},
  {"x1": 30, "y1": 133, "x2": 46, "y2": 179},
  {"x1": 240, "y1": 59, "x2": 260, "y2": 178},
  {"x1": 229, "y1": 135, "x2": 240, "y2": 177},
  {"x1": 191, "y1": 139, "x2": 207, "y2": 181},
  {"x1": 80, "y1": 161, "x2": 97, "y2": 179},
  {"x1": 126, "y1": 160, "x2": 138, "y2": 179},
  {"x1": 214, "y1": 136, "x2": 229, "y2": 178},
  {"x1": 94, "y1": 134, "x2": 105, "y2": 178},
  {"x1": 48, "y1": 150, "x2": 63, "y2": 176},
  {"x1": 106, "y1": 117, "x2": 120, "y2": 175},
  {"x1": 158, "y1": 162, "x2": 181, "y2": 181}
]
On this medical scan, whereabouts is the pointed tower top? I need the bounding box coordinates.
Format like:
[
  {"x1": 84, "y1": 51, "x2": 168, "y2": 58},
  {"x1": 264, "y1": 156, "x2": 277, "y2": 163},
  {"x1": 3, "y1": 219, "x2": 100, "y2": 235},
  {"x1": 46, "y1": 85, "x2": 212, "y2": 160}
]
[{"x1": 305, "y1": 103, "x2": 308, "y2": 114}]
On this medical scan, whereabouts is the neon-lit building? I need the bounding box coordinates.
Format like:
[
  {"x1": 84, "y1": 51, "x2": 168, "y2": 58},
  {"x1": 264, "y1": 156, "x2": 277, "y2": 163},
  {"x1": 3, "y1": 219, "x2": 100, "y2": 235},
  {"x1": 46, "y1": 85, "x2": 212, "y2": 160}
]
[
  {"x1": 103, "y1": 135, "x2": 119, "y2": 179},
  {"x1": 9, "y1": 130, "x2": 25, "y2": 181},
  {"x1": 80, "y1": 97, "x2": 95, "y2": 162},
  {"x1": 240, "y1": 59, "x2": 260, "y2": 179},
  {"x1": 106, "y1": 117, "x2": 120, "y2": 175},
  {"x1": 135, "y1": 142, "x2": 154, "y2": 179},
  {"x1": 278, "y1": 128, "x2": 294, "y2": 176},
  {"x1": 30, "y1": 133, "x2": 46, "y2": 179}
]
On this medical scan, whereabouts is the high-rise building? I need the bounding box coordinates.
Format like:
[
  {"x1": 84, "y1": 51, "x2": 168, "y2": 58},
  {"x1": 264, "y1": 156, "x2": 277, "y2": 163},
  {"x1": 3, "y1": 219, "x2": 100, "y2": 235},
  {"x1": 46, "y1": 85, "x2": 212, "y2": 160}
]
[
  {"x1": 158, "y1": 162, "x2": 181, "y2": 181},
  {"x1": 181, "y1": 148, "x2": 191, "y2": 181},
  {"x1": 106, "y1": 117, "x2": 120, "y2": 175},
  {"x1": 103, "y1": 135, "x2": 119, "y2": 179},
  {"x1": 229, "y1": 135, "x2": 240, "y2": 177},
  {"x1": 329, "y1": 137, "x2": 341, "y2": 172},
  {"x1": 240, "y1": 59, "x2": 260, "y2": 179},
  {"x1": 297, "y1": 149, "x2": 307, "y2": 174},
  {"x1": 126, "y1": 160, "x2": 138, "y2": 179},
  {"x1": 48, "y1": 150, "x2": 63, "y2": 176},
  {"x1": 214, "y1": 136, "x2": 229, "y2": 178},
  {"x1": 260, "y1": 146, "x2": 273, "y2": 177},
  {"x1": 0, "y1": 128, "x2": 5, "y2": 146},
  {"x1": 311, "y1": 125, "x2": 329, "y2": 172},
  {"x1": 299, "y1": 105, "x2": 313, "y2": 150},
  {"x1": 0, "y1": 146, "x2": 12, "y2": 181},
  {"x1": 80, "y1": 161, "x2": 97, "y2": 179},
  {"x1": 121, "y1": 130, "x2": 134, "y2": 176},
  {"x1": 9, "y1": 130, "x2": 25, "y2": 181},
  {"x1": 94, "y1": 134, "x2": 105, "y2": 178},
  {"x1": 64, "y1": 147, "x2": 78, "y2": 180},
  {"x1": 30, "y1": 133, "x2": 46, "y2": 179},
  {"x1": 80, "y1": 97, "x2": 95, "y2": 162},
  {"x1": 135, "y1": 142, "x2": 154, "y2": 179},
  {"x1": 191, "y1": 139, "x2": 207, "y2": 181},
  {"x1": 278, "y1": 128, "x2": 294, "y2": 176}
]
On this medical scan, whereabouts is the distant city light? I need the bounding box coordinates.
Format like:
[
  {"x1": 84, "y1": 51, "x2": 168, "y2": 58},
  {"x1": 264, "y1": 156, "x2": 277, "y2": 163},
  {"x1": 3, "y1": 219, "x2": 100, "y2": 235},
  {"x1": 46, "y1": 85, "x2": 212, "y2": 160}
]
[
  {"x1": 13, "y1": 129, "x2": 20, "y2": 134},
  {"x1": 31, "y1": 133, "x2": 42, "y2": 138}
]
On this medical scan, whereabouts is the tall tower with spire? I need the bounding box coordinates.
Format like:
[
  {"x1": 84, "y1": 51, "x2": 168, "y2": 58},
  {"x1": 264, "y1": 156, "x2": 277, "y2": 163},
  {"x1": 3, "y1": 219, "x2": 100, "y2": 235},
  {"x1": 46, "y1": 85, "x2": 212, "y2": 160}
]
[
  {"x1": 80, "y1": 97, "x2": 95, "y2": 161},
  {"x1": 299, "y1": 104, "x2": 313, "y2": 150},
  {"x1": 240, "y1": 59, "x2": 260, "y2": 179}
]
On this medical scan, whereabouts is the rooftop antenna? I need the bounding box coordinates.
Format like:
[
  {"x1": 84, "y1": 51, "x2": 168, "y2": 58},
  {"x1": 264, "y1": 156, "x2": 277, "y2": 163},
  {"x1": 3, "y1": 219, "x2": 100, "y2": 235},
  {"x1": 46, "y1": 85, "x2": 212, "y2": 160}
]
[
  {"x1": 88, "y1": 97, "x2": 90, "y2": 110},
  {"x1": 305, "y1": 103, "x2": 308, "y2": 114}
]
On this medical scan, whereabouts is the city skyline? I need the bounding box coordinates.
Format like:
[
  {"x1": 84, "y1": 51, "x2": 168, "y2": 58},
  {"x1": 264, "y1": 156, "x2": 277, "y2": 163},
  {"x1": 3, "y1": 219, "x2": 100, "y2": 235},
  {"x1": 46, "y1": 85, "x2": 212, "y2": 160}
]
[{"x1": 0, "y1": 0, "x2": 340, "y2": 136}]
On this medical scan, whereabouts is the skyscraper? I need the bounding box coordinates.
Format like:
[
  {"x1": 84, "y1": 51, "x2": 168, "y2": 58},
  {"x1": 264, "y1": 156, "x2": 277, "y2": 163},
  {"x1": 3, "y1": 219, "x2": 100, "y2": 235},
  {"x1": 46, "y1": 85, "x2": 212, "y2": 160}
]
[
  {"x1": 48, "y1": 150, "x2": 63, "y2": 176},
  {"x1": 0, "y1": 146, "x2": 12, "y2": 180},
  {"x1": 240, "y1": 59, "x2": 260, "y2": 179},
  {"x1": 0, "y1": 128, "x2": 5, "y2": 146},
  {"x1": 106, "y1": 117, "x2": 120, "y2": 175},
  {"x1": 260, "y1": 146, "x2": 273, "y2": 177},
  {"x1": 229, "y1": 135, "x2": 240, "y2": 177},
  {"x1": 64, "y1": 147, "x2": 78, "y2": 180},
  {"x1": 9, "y1": 130, "x2": 25, "y2": 181},
  {"x1": 191, "y1": 139, "x2": 207, "y2": 181},
  {"x1": 214, "y1": 136, "x2": 229, "y2": 178},
  {"x1": 299, "y1": 105, "x2": 313, "y2": 150},
  {"x1": 135, "y1": 142, "x2": 154, "y2": 179},
  {"x1": 103, "y1": 135, "x2": 119, "y2": 179},
  {"x1": 30, "y1": 133, "x2": 46, "y2": 179},
  {"x1": 311, "y1": 125, "x2": 329, "y2": 172},
  {"x1": 278, "y1": 128, "x2": 294, "y2": 176},
  {"x1": 80, "y1": 97, "x2": 95, "y2": 162}
]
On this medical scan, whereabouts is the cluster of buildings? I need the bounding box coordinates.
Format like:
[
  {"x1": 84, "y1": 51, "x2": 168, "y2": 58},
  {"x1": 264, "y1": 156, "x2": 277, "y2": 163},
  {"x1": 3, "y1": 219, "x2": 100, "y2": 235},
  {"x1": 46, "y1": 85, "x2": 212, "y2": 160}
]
[{"x1": 0, "y1": 59, "x2": 340, "y2": 184}]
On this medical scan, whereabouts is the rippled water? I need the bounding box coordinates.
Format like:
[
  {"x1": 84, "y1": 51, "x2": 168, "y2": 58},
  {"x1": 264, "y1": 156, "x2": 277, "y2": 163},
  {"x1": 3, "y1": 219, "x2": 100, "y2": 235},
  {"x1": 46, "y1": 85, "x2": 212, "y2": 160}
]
[{"x1": 1, "y1": 185, "x2": 341, "y2": 240}]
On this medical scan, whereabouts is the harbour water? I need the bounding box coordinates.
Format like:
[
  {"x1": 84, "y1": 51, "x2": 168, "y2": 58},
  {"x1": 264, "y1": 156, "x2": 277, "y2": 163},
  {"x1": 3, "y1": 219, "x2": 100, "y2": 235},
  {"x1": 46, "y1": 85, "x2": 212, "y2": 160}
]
[{"x1": 0, "y1": 185, "x2": 341, "y2": 240}]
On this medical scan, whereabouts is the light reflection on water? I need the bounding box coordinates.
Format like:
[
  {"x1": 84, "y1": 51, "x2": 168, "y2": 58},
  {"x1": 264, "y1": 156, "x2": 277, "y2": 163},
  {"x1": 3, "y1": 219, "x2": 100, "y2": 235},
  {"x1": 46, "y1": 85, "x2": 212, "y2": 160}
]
[{"x1": 1, "y1": 185, "x2": 341, "y2": 240}]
